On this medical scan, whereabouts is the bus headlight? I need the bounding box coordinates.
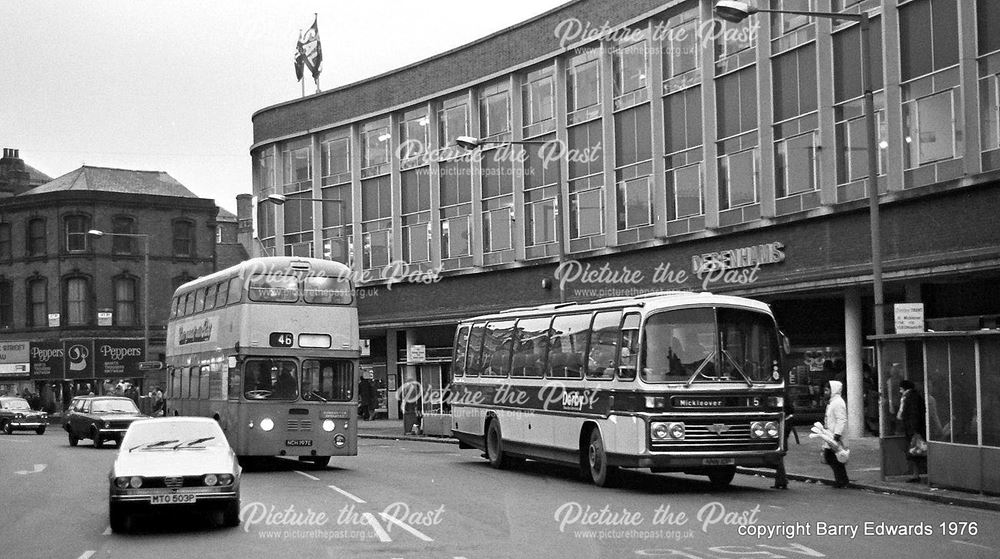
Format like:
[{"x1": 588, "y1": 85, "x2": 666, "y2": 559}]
[
  {"x1": 322, "y1": 419, "x2": 336, "y2": 432},
  {"x1": 203, "y1": 474, "x2": 218, "y2": 486},
  {"x1": 765, "y1": 421, "x2": 779, "y2": 438},
  {"x1": 259, "y1": 418, "x2": 275, "y2": 432},
  {"x1": 750, "y1": 422, "x2": 766, "y2": 439},
  {"x1": 334, "y1": 434, "x2": 346, "y2": 448}
]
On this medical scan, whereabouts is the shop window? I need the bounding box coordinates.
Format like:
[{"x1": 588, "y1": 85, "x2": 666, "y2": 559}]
[
  {"x1": 254, "y1": 148, "x2": 276, "y2": 194},
  {"x1": 281, "y1": 139, "x2": 312, "y2": 191},
  {"x1": 398, "y1": 110, "x2": 429, "y2": 162},
  {"x1": 361, "y1": 120, "x2": 390, "y2": 171},
  {"x1": 321, "y1": 134, "x2": 351, "y2": 184},
  {"x1": 902, "y1": 90, "x2": 958, "y2": 169},
  {"x1": 718, "y1": 148, "x2": 758, "y2": 209},
  {"x1": 980, "y1": 339, "x2": 1000, "y2": 447}
]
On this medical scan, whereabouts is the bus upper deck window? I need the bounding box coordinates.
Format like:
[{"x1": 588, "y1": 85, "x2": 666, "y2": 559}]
[
  {"x1": 248, "y1": 274, "x2": 298, "y2": 302},
  {"x1": 303, "y1": 276, "x2": 353, "y2": 304}
]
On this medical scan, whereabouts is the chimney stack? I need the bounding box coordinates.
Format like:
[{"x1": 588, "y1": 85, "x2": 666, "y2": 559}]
[{"x1": 0, "y1": 147, "x2": 30, "y2": 198}]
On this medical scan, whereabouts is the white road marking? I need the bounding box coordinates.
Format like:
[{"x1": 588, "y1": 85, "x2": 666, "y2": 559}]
[
  {"x1": 380, "y1": 512, "x2": 434, "y2": 542},
  {"x1": 293, "y1": 470, "x2": 320, "y2": 481},
  {"x1": 102, "y1": 526, "x2": 112, "y2": 536},
  {"x1": 327, "y1": 484, "x2": 365, "y2": 503},
  {"x1": 363, "y1": 512, "x2": 392, "y2": 542},
  {"x1": 14, "y1": 464, "x2": 46, "y2": 474},
  {"x1": 78, "y1": 551, "x2": 96, "y2": 559},
  {"x1": 952, "y1": 540, "x2": 995, "y2": 551}
]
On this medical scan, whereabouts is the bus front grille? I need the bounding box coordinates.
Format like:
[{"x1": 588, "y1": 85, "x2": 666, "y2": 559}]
[
  {"x1": 287, "y1": 419, "x2": 313, "y2": 431},
  {"x1": 650, "y1": 420, "x2": 779, "y2": 452}
]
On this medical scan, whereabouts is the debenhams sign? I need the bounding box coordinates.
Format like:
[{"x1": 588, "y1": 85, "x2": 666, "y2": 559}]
[{"x1": 692, "y1": 242, "x2": 785, "y2": 273}]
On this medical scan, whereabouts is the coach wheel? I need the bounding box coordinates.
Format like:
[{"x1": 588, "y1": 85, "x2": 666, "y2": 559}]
[
  {"x1": 707, "y1": 466, "x2": 736, "y2": 488},
  {"x1": 587, "y1": 428, "x2": 618, "y2": 487},
  {"x1": 486, "y1": 420, "x2": 511, "y2": 469}
]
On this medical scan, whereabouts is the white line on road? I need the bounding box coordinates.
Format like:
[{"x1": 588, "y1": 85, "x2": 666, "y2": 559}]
[
  {"x1": 379, "y1": 512, "x2": 434, "y2": 542},
  {"x1": 952, "y1": 540, "x2": 996, "y2": 551},
  {"x1": 102, "y1": 526, "x2": 112, "y2": 536},
  {"x1": 327, "y1": 484, "x2": 365, "y2": 503},
  {"x1": 78, "y1": 551, "x2": 96, "y2": 559},
  {"x1": 293, "y1": 470, "x2": 320, "y2": 481},
  {"x1": 363, "y1": 512, "x2": 392, "y2": 543},
  {"x1": 14, "y1": 464, "x2": 46, "y2": 474}
]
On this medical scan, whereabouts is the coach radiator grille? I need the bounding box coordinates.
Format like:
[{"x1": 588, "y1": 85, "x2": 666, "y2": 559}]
[{"x1": 650, "y1": 419, "x2": 778, "y2": 452}]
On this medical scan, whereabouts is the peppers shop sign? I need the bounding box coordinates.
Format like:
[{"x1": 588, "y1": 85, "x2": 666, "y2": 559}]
[{"x1": 29, "y1": 338, "x2": 145, "y2": 379}]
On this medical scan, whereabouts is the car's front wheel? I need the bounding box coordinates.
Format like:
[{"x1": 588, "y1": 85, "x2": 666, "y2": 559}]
[
  {"x1": 68, "y1": 432, "x2": 79, "y2": 446},
  {"x1": 35, "y1": 427, "x2": 45, "y2": 435},
  {"x1": 92, "y1": 428, "x2": 103, "y2": 449},
  {"x1": 109, "y1": 502, "x2": 128, "y2": 533},
  {"x1": 221, "y1": 500, "x2": 241, "y2": 527},
  {"x1": 2, "y1": 421, "x2": 11, "y2": 435}
]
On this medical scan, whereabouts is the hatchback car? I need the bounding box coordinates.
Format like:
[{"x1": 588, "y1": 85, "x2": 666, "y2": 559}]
[
  {"x1": 65, "y1": 396, "x2": 147, "y2": 448},
  {"x1": 108, "y1": 417, "x2": 241, "y2": 532},
  {"x1": 0, "y1": 397, "x2": 48, "y2": 434}
]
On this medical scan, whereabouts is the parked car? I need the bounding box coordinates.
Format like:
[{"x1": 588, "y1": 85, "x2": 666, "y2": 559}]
[
  {"x1": 0, "y1": 397, "x2": 48, "y2": 434},
  {"x1": 108, "y1": 417, "x2": 241, "y2": 532},
  {"x1": 64, "y1": 396, "x2": 147, "y2": 448}
]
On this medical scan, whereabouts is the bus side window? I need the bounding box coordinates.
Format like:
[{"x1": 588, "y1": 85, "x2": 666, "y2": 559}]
[
  {"x1": 548, "y1": 314, "x2": 589, "y2": 379},
  {"x1": 587, "y1": 310, "x2": 622, "y2": 380},
  {"x1": 216, "y1": 280, "x2": 229, "y2": 307},
  {"x1": 510, "y1": 316, "x2": 550, "y2": 378},
  {"x1": 204, "y1": 284, "x2": 217, "y2": 311},
  {"x1": 452, "y1": 326, "x2": 470, "y2": 377},
  {"x1": 227, "y1": 363, "x2": 241, "y2": 400},
  {"x1": 228, "y1": 276, "x2": 243, "y2": 304},
  {"x1": 170, "y1": 297, "x2": 179, "y2": 318},
  {"x1": 194, "y1": 288, "x2": 207, "y2": 313},
  {"x1": 180, "y1": 367, "x2": 191, "y2": 398},
  {"x1": 617, "y1": 313, "x2": 641, "y2": 380},
  {"x1": 465, "y1": 323, "x2": 486, "y2": 377},
  {"x1": 199, "y1": 365, "x2": 211, "y2": 399},
  {"x1": 184, "y1": 292, "x2": 195, "y2": 315}
]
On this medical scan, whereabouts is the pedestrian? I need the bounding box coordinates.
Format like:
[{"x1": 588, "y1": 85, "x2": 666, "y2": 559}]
[
  {"x1": 898, "y1": 379, "x2": 927, "y2": 482},
  {"x1": 773, "y1": 391, "x2": 795, "y2": 490},
  {"x1": 359, "y1": 373, "x2": 377, "y2": 421},
  {"x1": 152, "y1": 386, "x2": 165, "y2": 416},
  {"x1": 396, "y1": 373, "x2": 421, "y2": 435},
  {"x1": 823, "y1": 380, "x2": 850, "y2": 488}
]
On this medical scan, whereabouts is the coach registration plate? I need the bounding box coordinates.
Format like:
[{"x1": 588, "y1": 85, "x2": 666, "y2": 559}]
[
  {"x1": 151, "y1": 494, "x2": 196, "y2": 505},
  {"x1": 285, "y1": 439, "x2": 313, "y2": 447},
  {"x1": 702, "y1": 458, "x2": 735, "y2": 466}
]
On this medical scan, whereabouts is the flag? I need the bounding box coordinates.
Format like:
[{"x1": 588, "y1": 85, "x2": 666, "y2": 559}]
[
  {"x1": 299, "y1": 15, "x2": 322, "y2": 81},
  {"x1": 294, "y1": 30, "x2": 306, "y2": 82}
]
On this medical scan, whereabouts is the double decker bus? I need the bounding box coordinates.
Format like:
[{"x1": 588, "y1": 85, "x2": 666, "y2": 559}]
[
  {"x1": 165, "y1": 257, "x2": 359, "y2": 467},
  {"x1": 449, "y1": 291, "x2": 787, "y2": 487}
]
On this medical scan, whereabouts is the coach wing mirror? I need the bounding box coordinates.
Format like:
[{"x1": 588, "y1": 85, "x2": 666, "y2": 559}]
[
  {"x1": 228, "y1": 356, "x2": 238, "y2": 369},
  {"x1": 779, "y1": 331, "x2": 792, "y2": 355}
]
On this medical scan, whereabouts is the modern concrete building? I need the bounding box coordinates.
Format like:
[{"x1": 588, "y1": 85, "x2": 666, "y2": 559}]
[{"x1": 249, "y1": 0, "x2": 1000, "y2": 490}]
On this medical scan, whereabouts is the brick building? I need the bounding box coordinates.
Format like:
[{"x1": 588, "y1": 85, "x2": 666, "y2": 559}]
[
  {"x1": 247, "y1": 0, "x2": 1000, "y2": 477},
  {"x1": 0, "y1": 154, "x2": 247, "y2": 408}
]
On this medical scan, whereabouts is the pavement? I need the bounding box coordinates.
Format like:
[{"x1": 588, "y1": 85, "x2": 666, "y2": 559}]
[{"x1": 358, "y1": 418, "x2": 1000, "y2": 512}]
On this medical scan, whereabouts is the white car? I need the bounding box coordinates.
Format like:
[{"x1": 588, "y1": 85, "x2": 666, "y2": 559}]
[{"x1": 108, "y1": 417, "x2": 241, "y2": 532}]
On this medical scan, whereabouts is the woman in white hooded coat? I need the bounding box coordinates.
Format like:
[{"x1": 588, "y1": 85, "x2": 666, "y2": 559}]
[{"x1": 823, "y1": 380, "x2": 849, "y2": 487}]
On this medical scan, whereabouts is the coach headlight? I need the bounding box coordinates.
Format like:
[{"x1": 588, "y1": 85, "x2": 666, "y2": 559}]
[
  {"x1": 259, "y1": 418, "x2": 274, "y2": 432},
  {"x1": 651, "y1": 422, "x2": 670, "y2": 441},
  {"x1": 668, "y1": 422, "x2": 685, "y2": 440},
  {"x1": 765, "y1": 421, "x2": 780, "y2": 439},
  {"x1": 750, "y1": 421, "x2": 766, "y2": 439},
  {"x1": 322, "y1": 419, "x2": 336, "y2": 432}
]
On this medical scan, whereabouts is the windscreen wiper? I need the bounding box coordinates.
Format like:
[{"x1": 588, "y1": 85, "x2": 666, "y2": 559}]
[
  {"x1": 685, "y1": 350, "x2": 716, "y2": 387},
  {"x1": 129, "y1": 439, "x2": 180, "y2": 452},
  {"x1": 721, "y1": 348, "x2": 754, "y2": 387}
]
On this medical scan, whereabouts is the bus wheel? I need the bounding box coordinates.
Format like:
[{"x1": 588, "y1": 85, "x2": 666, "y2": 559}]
[
  {"x1": 486, "y1": 421, "x2": 510, "y2": 469},
  {"x1": 707, "y1": 466, "x2": 736, "y2": 488},
  {"x1": 586, "y1": 428, "x2": 618, "y2": 487},
  {"x1": 310, "y1": 456, "x2": 331, "y2": 468}
]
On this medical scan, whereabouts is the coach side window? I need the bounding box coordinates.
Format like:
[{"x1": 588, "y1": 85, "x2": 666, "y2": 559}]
[
  {"x1": 617, "y1": 313, "x2": 641, "y2": 380},
  {"x1": 465, "y1": 323, "x2": 486, "y2": 377},
  {"x1": 483, "y1": 320, "x2": 516, "y2": 377},
  {"x1": 548, "y1": 313, "x2": 590, "y2": 379},
  {"x1": 452, "y1": 326, "x2": 470, "y2": 377},
  {"x1": 586, "y1": 310, "x2": 622, "y2": 380},
  {"x1": 510, "y1": 316, "x2": 551, "y2": 378}
]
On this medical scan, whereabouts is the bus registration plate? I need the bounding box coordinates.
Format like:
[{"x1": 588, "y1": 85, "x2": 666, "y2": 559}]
[
  {"x1": 151, "y1": 494, "x2": 196, "y2": 505},
  {"x1": 702, "y1": 458, "x2": 735, "y2": 465},
  {"x1": 286, "y1": 439, "x2": 313, "y2": 447}
]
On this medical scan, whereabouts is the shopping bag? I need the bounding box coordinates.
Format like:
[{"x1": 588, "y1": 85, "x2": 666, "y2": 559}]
[{"x1": 908, "y1": 433, "x2": 928, "y2": 457}]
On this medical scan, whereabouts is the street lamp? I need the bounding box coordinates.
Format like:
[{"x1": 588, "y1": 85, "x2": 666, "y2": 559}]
[
  {"x1": 265, "y1": 193, "x2": 348, "y2": 261},
  {"x1": 87, "y1": 229, "x2": 151, "y2": 360},
  {"x1": 455, "y1": 136, "x2": 567, "y2": 302},
  {"x1": 715, "y1": 0, "x2": 886, "y2": 464}
]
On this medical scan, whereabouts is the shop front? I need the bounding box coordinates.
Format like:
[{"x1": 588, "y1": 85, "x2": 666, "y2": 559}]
[{"x1": 29, "y1": 338, "x2": 147, "y2": 412}]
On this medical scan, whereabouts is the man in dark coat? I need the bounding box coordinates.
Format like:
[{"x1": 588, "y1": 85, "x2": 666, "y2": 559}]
[{"x1": 898, "y1": 379, "x2": 926, "y2": 482}]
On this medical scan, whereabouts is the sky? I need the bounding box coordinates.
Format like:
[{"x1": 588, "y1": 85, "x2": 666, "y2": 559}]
[{"x1": 1, "y1": 0, "x2": 570, "y2": 213}]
